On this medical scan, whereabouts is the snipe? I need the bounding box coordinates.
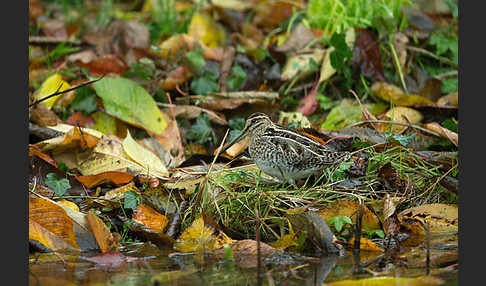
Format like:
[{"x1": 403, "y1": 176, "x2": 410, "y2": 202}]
[{"x1": 218, "y1": 113, "x2": 350, "y2": 185}]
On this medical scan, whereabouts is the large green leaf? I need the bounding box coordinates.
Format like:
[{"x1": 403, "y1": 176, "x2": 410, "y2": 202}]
[{"x1": 93, "y1": 77, "x2": 167, "y2": 135}]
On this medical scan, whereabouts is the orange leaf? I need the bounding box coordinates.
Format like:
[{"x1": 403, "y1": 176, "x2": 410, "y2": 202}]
[
  {"x1": 61, "y1": 126, "x2": 99, "y2": 149},
  {"x1": 29, "y1": 147, "x2": 58, "y2": 167},
  {"x1": 87, "y1": 211, "x2": 117, "y2": 253},
  {"x1": 349, "y1": 237, "x2": 384, "y2": 252},
  {"x1": 132, "y1": 204, "x2": 169, "y2": 233},
  {"x1": 75, "y1": 171, "x2": 134, "y2": 188},
  {"x1": 29, "y1": 197, "x2": 80, "y2": 251}
]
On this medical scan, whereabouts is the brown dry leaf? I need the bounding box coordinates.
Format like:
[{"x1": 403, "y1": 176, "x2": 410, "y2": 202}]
[
  {"x1": 393, "y1": 32, "x2": 409, "y2": 74},
  {"x1": 65, "y1": 111, "x2": 95, "y2": 128},
  {"x1": 349, "y1": 89, "x2": 380, "y2": 130},
  {"x1": 274, "y1": 22, "x2": 315, "y2": 53},
  {"x1": 29, "y1": 197, "x2": 98, "y2": 252},
  {"x1": 177, "y1": 92, "x2": 279, "y2": 111},
  {"x1": 348, "y1": 237, "x2": 383, "y2": 252},
  {"x1": 253, "y1": 0, "x2": 303, "y2": 31},
  {"x1": 371, "y1": 81, "x2": 434, "y2": 106},
  {"x1": 160, "y1": 65, "x2": 193, "y2": 91},
  {"x1": 318, "y1": 199, "x2": 380, "y2": 233},
  {"x1": 399, "y1": 203, "x2": 458, "y2": 235},
  {"x1": 382, "y1": 195, "x2": 402, "y2": 236},
  {"x1": 29, "y1": 146, "x2": 58, "y2": 167},
  {"x1": 75, "y1": 171, "x2": 134, "y2": 188},
  {"x1": 436, "y1": 92, "x2": 458, "y2": 107},
  {"x1": 377, "y1": 107, "x2": 424, "y2": 134},
  {"x1": 86, "y1": 211, "x2": 117, "y2": 253},
  {"x1": 29, "y1": 102, "x2": 63, "y2": 127},
  {"x1": 74, "y1": 54, "x2": 129, "y2": 76},
  {"x1": 132, "y1": 204, "x2": 169, "y2": 233},
  {"x1": 297, "y1": 76, "x2": 320, "y2": 116},
  {"x1": 352, "y1": 28, "x2": 386, "y2": 82},
  {"x1": 422, "y1": 122, "x2": 458, "y2": 146},
  {"x1": 152, "y1": 118, "x2": 185, "y2": 167},
  {"x1": 61, "y1": 126, "x2": 100, "y2": 150},
  {"x1": 212, "y1": 239, "x2": 277, "y2": 268},
  {"x1": 164, "y1": 105, "x2": 228, "y2": 125},
  {"x1": 173, "y1": 216, "x2": 234, "y2": 252},
  {"x1": 378, "y1": 163, "x2": 405, "y2": 191}
]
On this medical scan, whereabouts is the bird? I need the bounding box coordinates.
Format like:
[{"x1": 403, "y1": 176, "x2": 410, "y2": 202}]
[{"x1": 217, "y1": 113, "x2": 350, "y2": 185}]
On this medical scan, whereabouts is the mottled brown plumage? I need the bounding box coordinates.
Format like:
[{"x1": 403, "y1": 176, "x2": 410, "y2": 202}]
[{"x1": 219, "y1": 113, "x2": 350, "y2": 184}]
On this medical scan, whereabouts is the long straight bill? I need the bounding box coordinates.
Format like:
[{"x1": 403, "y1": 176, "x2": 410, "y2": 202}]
[{"x1": 217, "y1": 126, "x2": 250, "y2": 156}]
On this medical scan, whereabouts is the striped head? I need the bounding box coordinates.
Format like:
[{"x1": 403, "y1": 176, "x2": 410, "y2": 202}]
[{"x1": 218, "y1": 112, "x2": 272, "y2": 155}]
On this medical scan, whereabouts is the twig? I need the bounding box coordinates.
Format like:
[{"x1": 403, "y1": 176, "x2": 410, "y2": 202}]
[
  {"x1": 29, "y1": 75, "x2": 105, "y2": 108},
  {"x1": 407, "y1": 46, "x2": 458, "y2": 68},
  {"x1": 426, "y1": 219, "x2": 430, "y2": 275},
  {"x1": 347, "y1": 120, "x2": 442, "y2": 137}
]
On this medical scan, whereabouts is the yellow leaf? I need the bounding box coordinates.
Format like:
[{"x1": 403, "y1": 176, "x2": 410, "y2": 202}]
[
  {"x1": 36, "y1": 73, "x2": 70, "y2": 109},
  {"x1": 174, "y1": 216, "x2": 233, "y2": 252},
  {"x1": 132, "y1": 204, "x2": 169, "y2": 233},
  {"x1": 349, "y1": 237, "x2": 383, "y2": 252},
  {"x1": 188, "y1": 12, "x2": 226, "y2": 48},
  {"x1": 318, "y1": 199, "x2": 381, "y2": 233},
  {"x1": 56, "y1": 200, "x2": 80, "y2": 212},
  {"x1": 268, "y1": 233, "x2": 297, "y2": 250},
  {"x1": 371, "y1": 81, "x2": 434, "y2": 106},
  {"x1": 377, "y1": 107, "x2": 423, "y2": 134},
  {"x1": 325, "y1": 275, "x2": 444, "y2": 286},
  {"x1": 122, "y1": 131, "x2": 169, "y2": 177}
]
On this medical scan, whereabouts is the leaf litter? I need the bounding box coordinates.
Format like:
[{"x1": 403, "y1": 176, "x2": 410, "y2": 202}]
[{"x1": 29, "y1": 0, "x2": 458, "y2": 285}]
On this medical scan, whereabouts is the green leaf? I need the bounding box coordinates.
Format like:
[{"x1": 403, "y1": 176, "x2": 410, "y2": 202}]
[
  {"x1": 329, "y1": 33, "x2": 352, "y2": 70},
  {"x1": 441, "y1": 118, "x2": 458, "y2": 133},
  {"x1": 367, "y1": 229, "x2": 385, "y2": 239},
  {"x1": 385, "y1": 132, "x2": 416, "y2": 146},
  {"x1": 227, "y1": 64, "x2": 247, "y2": 91},
  {"x1": 190, "y1": 71, "x2": 219, "y2": 95},
  {"x1": 228, "y1": 117, "x2": 245, "y2": 130},
  {"x1": 184, "y1": 48, "x2": 206, "y2": 74},
  {"x1": 93, "y1": 77, "x2": 167, "y2": 135},
  {"x1": 441, "y1": 77, "x2": 458, "y2": 94},
  {"x1": 123, "y1": 190, "x2": 140, "y2": 211},
  {"x1": 328, "y1": 215, "x2": 352, "y2": 232},
  {"x1": 71, "y1": 87, "x2": 97, "y2": 114},
  {"x1": 45, "y1": 173, "x2": 71, "y2": 197},
  {"x1": 186, "y1": 112, "x2": 215, "y2": 144}
]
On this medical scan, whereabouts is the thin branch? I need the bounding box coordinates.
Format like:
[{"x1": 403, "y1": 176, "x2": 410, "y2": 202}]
[
  {"x1": 29, "y1": 75, "x2": 105, "y2": 108},
  {"x1": 347, "y1": 120, "x2": 442, "y2": 137}
]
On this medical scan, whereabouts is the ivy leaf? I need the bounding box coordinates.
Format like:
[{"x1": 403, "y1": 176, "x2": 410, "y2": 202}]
[
  {"x1": 385, "y1": 132, "x2": 416, "y2": 146},
  {"x1": 328, "y1": 215, "x2": 352, "y2": 232},
  {"x1": 227, "y1": 64, "x2": 247, "y2": 91},
  {"x1": 329, "y1": 33, "x2": 352, "y2": 70},
  {"x1": 45, "y1": 173, "x2": 71, "y2": 197},
  {"x1": 186, "y1": 112, "x2": 215, "y2": 144},
  {"x1": 190, "y1": 71, "x2": 219, "y2": 95},
  {"x1": 184, "y1": 48, "x2": 206, "y2": 74},
  {"x1": 123, "y1": 190, "x2": 140, "y2": 211},
  {"x1": 71, "y1": 86, "x2": 98, "y2": 114}
]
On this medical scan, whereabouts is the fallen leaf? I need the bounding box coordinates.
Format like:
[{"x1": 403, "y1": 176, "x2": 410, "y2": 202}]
[
  {"x1": 82, "y1": 250, "x2": 139, "y2": 268},
  {"x1": 174, "y1": 216, "x2": 234, "y2": 252},
  {"x1": 318, "y1": 199, "x2": 381, "y2": 233},
  {"x1": 87, "y1": 211, "x2": 117, "y2": 253},
  {"x1": 351, "y1": 28, "x2": 386, "y2": 82},
  {"x1": 436, "y1": 92, "x2": 458, "y2": 107},
  {"x1": 280, "y1": 49, "x2": 324, "y2": 81},
  {"x1": 399, "y1": 203, "x2": 458, "y2": 235},
  {"x1": 93, "y1": 77, "x2": 167, "y2": 135},
  {"x1": 371, "y1": 81, "x2": 434, "y2": 106},
  {"x1": 212, "y1": 239, "x2": 277, "y2": 268},
  {"x1": 422, "y1": 122, "x2": 458, "y2": 146},
  {"x1": 29, "y1": 197, "x2": 99, "y2": 251},
  {"x1": 74, "y1": 54, "x2": 129, "y2": 76},
  {"x1": 188, "y1": 12, "x2": 226, "y2": 48},
  {"x1": 348, "y1": 237, "x2": 383, "y2": 252},
  {"x1": 132, "y1": 204, "x2": 169, "y2": 233},
  {"x1": 326, "y1": 276, "x2": 444, "y2": 286},
  {"x1": 56, "y1": 200, "x2": 79, "y2": 212},
  {"x1": 75, "y1": 171, "x2": 134, "y2": 188},
  {"x1": 34, "y1": 73, "x2": 70, "y2": 109},
  {"x1": 122, "y1": 131, "x2": 169, "y2": 177},
  {"x1": 377, "y1": 107, "x2": 424, "y2": 134}
]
